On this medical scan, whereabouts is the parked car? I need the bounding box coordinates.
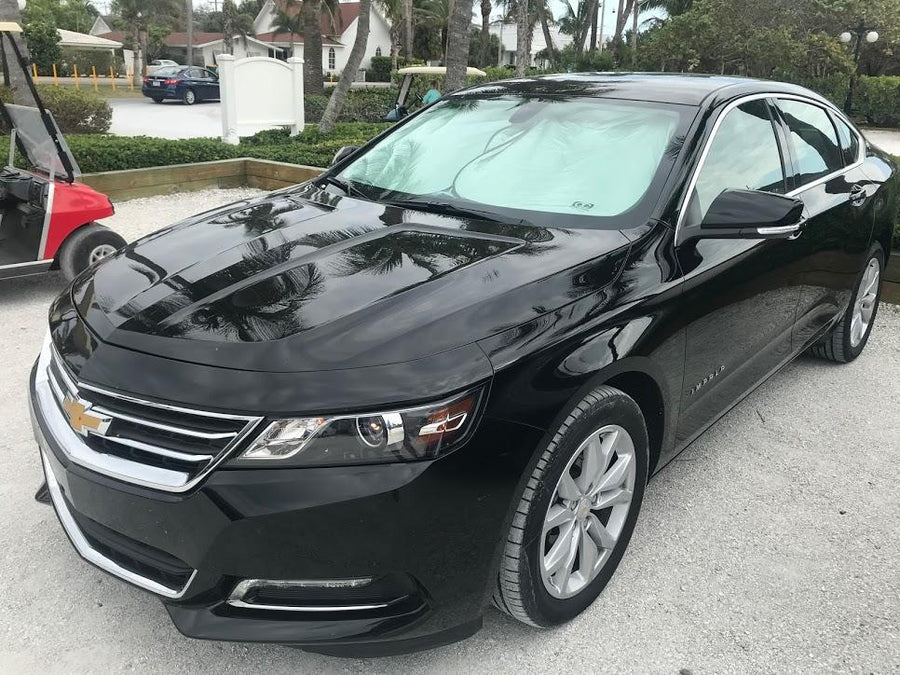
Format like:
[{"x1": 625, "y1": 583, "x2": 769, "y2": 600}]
[
  {"x1": 146, "y1": 59, "x2": 180, "y2": 75},
  {"x1": 142, "y1": 66, "x2": 219, "y2": 105},
  {"x1": 31, "y1": 74, "x2": 897, "y2": 656}
]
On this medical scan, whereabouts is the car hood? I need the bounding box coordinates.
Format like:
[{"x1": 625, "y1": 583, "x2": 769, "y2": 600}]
[{"x1": 69, "y1": 185, "x2": 632, "y2": 373}]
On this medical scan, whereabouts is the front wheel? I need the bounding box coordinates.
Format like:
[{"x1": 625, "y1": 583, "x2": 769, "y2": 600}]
[
  {"x1": 493, "y1": 385, "x2": 649, "y2": 627},
  {"x1": 58, "y1": 223, "x2": 127, "y2": 281},
  {"x1": 809, "y1": 245, "x2": 884, "y2": 363},
  {"x1": 182, "y1": 88, "x2": 196, "y2": 105}
]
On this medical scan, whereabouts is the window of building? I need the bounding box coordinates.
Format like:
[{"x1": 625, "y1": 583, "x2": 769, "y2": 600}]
[
  {"x1": 328, "y1": 47, "x2": 336, "y2": 70},
  {"x1": 375, "y1": 46, "x2": 382, "y2": 57}
]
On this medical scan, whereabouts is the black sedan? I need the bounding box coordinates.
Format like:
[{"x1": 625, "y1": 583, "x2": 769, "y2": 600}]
[
  {"x1": 31, "y1": 74, "x2": 897, "y2": 656},
  {"x1": 142, "y1": 65, "x2": 219, "y2": 105}
]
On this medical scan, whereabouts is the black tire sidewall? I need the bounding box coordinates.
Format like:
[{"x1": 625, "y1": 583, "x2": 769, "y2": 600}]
[
  {"x1": 183, "y1": 89, "x2": 195, "y2": 105},
  {"x1": 517, "y1": 391, "x2": 649, "y2": 626},
  {"x1": 842, "y1": 245, "x2": 884, "y2": 360},
  {"x1": 59, "y1": 225, "x2": 126, "y2": 281}
]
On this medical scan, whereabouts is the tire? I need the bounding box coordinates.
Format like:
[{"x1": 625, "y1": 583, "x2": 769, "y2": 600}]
[
  {"x1": 182, "y1": 88, "x2": 196, "y2": 105},
  {"x1": 151, "y1": 97, "x2": 164, "y2": 104},
  {"x1": 809, "y1": 244, "x2": 884, "y2": 364},
  {"x1": 493, "y1": 385, "x2": 649, "y2": 627},
  {"x1": 58, "y1": 223, "x2": 127, "y2": 281}
]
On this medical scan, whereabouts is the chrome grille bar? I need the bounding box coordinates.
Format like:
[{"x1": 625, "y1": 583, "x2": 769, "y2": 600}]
[{"x1": 39, "y1": 342, "x2": 263, "y2": 492}]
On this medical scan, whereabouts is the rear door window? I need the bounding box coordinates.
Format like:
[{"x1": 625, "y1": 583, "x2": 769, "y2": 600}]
[
  {"x1": 776, "y1": 99, "x2": 843, "y2": 187},
  {"x1": 833, "y1": 116, "x2": 861, "y2": 166}
]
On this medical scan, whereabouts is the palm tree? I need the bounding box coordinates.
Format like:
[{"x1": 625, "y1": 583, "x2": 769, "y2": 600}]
[
  {"x1": 558, "y1": 0, "x2": 589, "y2": 56},
  {"x1": 271, "y1": 1, "x2": 301, "y2": 55},
  {"x1": 404, "y1": 0, "x2": 413, "y2": 57},
  {"x1": 303, "y1": 0, "x2": 342, "y2": 96},
  {"x1": 378, "y1": 0, "x2": 403, "y2": 69},
  {"x1": 514, "y1": 0, "x2": 528, "y2": 75},
  {"x1": 639, "y1": 0, "x2": 692, "y2": 16},
  {"x1": 445, "y1": 0, "x2": 473, "y2": 89},
  {"x1": 319, "y1": 0, "x2": 371, "y2": 131},
  {"x1": 479, "y1": 0, "x2": 491, "y2": 67}
]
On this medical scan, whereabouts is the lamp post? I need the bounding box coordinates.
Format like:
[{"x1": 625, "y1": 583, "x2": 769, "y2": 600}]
[{"x1": 840, "y1": 19, "x2": 879, "y2": 116}]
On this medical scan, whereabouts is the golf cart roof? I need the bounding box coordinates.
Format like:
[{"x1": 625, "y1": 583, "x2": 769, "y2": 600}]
[
  {"x1": 0, "y1": 22, "x2": 22, "y2": 32},
  {"x1": 397, "y1": 66, "x2": 487, "y2": 77}
]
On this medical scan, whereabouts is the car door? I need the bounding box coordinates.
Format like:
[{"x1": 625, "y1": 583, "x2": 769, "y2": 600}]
[
  {"x1": 201, "y1": 69, "x2": 220, "y2": 100},
  {"x1": 674, "y1": 96, "x2": 806, "y2": 447},
  {"x1": 772, "y1": 97, "x2": 877, "y2": 348},
  {"x1": 183, "y1": 68, "x2": 203, "y2": 99}
]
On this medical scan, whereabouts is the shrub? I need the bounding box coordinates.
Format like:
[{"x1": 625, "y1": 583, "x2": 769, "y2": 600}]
[
  {"x1": 856, "y1": 76, "x2": 900, "y2": 127},
  {"x1": 0, "y1": 85, "x2": 111, "y2": 134},
  {"x1": 368, "y1": 55, "x2": 393, "y2": 82},
  {"x1": 23, "y1": 21, "x2": 61, "y2": 74}
]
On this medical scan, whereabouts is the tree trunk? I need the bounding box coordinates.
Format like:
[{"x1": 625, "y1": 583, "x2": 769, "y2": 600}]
[
  {"x1": 515, "y1": 0, "x2": 528, "y2": 76},
  {"x1": 319, "y1": 0, "x2": 371, "y2": 132},
  {"x1": 539, "y1": 7, "x2": 555, "y2": 68},
  {"x1": 598, "y1": 1, "x2": 606, "y2": 52},
  {"x1": 223, "y1": 0, "x2": 234, "y2": 55},
  {"x1": 404, "y1": 0, "x2": 413, "y2": 58},
  {"x1": 186, "y1": 0, "x2": 194, "y2": 65},
  {"x1": 613, "y1": 0, "x2": 634, "y2": 50},
  {"x1": 132, "y1": 25, "x2": 141, "y2": 86},
  {"x1": 631, "y1": 0, "x2": 638, "y2": 68},
  {"x1": 445, "y1": 0, "x2": 471, "y2": 90},
  {"x1": 480, "y1": 0, "x2": 491, "y2": 67},
  {"x1": 304, "y1": 0, "x2": 325, "y2": 95},
  {"x1": 588, "y1": 0, "x2": 598, "y2": 51}
]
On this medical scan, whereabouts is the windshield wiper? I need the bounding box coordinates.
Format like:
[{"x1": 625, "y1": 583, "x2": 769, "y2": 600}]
[
  {"x1": 384, "y1": 198, "x2": 526, "y2": 225},
  {"x1": 320, "y1": 175, "x2": 368, "y2": 199}
]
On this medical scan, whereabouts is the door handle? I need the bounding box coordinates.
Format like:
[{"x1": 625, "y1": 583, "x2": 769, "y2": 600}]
[{"x1": 849, "y1": 184, "x2": 867, "y2": 207}]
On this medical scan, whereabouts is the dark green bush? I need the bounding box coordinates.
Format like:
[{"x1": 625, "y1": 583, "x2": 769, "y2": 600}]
[
  {"x1": 856, "y1": 76, "x2": 900, "y2": 127},
  {"x1": 368, "y1": 55, "x2": 393, "y2": 82},
  {"x1": 304, "y1": 94, "x2": 329, "y2": 122},
  {"x1": 28, "y1": 123, "x2": 391, "y2": 173},
  {"x1": 0, "y1": 85, "x2": 112, "y2": 134}
]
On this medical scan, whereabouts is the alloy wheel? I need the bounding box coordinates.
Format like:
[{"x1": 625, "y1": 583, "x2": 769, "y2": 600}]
[
  {"x1": 540, "y1": 424, "x2": 637, "y2": 599},
  {"x1": 88, "y1": 244, "x2": 117, "y2": 265},
  {"x1": 850, "y1": 258, "x2": 880, "y2": 348}
]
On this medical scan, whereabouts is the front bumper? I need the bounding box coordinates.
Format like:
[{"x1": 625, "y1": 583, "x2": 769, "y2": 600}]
[{"x1": 30, "y1": 363, "x2": 543, "y2": 655}]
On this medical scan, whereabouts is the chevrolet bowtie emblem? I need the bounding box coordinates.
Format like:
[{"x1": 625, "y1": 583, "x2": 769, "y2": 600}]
[{"x1": 62, "y1": 395, "x2": 112, "y2": 437}]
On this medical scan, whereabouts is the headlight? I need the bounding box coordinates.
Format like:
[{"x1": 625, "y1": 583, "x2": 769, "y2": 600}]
[{"x1": 236, "y1": 386, "x2": 486, "y2": 466}]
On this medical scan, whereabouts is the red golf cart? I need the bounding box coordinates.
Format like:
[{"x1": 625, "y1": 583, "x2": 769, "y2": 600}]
[{"x1": 0, "y1": 21, "x2": 123, "y2": 281}]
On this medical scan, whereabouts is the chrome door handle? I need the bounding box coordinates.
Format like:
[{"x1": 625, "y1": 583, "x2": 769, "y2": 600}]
[{"x1": 849, "y1": 184, "x2": 867, "y2": 207}]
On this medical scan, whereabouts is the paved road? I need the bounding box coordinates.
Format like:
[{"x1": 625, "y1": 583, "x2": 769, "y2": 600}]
[
  {"x1": 1, "y1": 190, "x2": 899, "y2": 673},
  {"x1": 109, "y1": 97, "x2": 223, "y2": 139}
]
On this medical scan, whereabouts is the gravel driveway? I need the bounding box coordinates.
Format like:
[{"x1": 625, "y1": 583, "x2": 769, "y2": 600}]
[{"x1": 1, "y1": 189, "x2": 898, "y2": 673}]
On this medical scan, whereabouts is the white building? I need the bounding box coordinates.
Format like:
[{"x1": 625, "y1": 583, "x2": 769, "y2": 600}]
[
  {"x1": 253, "y1": 0, "x2": 393, "y2": 75},
  {"x1": 488, "y1": 21, "x2": 574, "y2": 68}
]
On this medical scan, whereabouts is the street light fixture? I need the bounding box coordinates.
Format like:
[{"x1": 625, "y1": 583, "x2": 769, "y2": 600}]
[{"x1": 840, "y1": 19, "x2": 879, "y2": 115}]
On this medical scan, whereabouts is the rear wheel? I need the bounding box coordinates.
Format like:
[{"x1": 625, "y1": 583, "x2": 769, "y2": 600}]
[
  {"x1": 493, "y1": 385, "x2": 648, "y2": 627},
  {"x1": 151, "y1": 97, "x2": 164, "y2": 104},
  {"x1": 809, "y1": 245, "x2": 884, "y2": 363},
  {"x1": 58, "y1": 223, "x2": 126, "y2": 281},
  {"x1": 182, "y1": 88, "x2": 196, "y2": 105}
]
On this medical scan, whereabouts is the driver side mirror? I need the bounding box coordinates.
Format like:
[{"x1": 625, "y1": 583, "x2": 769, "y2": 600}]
[
  {"x1": 700, "y1": 189, "x2": 805, "y2": 239},
  {"x1": 331, "y1": 145, "x2": 359, "y2": 166}
]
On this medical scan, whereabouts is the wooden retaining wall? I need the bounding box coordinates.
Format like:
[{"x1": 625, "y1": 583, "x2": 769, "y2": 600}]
[{"x1": 81, "y1": 158, "x2": 324, "y2": 202}]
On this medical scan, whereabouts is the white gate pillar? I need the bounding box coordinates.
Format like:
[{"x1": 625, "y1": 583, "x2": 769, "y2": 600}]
[
  {"x1": 288, "y1": 56, "x2": 305, "y2": 136},
  {"x1": 217, "y1": 54, "x2": 239, "y2": 145}
]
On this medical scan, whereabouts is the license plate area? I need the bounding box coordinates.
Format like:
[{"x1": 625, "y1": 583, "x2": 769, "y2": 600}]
[{"x1": 152, "y1": 81, "x2": 160, "y2": 87}]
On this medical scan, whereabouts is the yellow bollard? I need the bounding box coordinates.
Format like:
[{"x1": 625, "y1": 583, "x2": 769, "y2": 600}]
[
  {"x1": 52, "y1": 63, "x2": 58, "y2": 86},
  {"x1": 109, "y1": 65, "x2": 116, "y2": 90},
  {"x1": 32, "y1": 63, "x2": 38, "y2": 81},
  {"x1": 73, "y1": 63, "x2": 79, "y2": 88},
  {"x1": 130, "y1": 70, "x2": 134, "y2": 91},
  {"x1": 92, "y1": 65, "x2": 98, "y2": 91}
]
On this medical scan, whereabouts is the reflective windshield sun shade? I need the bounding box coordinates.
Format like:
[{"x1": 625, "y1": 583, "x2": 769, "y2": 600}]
[{"x1": 341, "y1": 96, "x2": 688, "y2": 227}]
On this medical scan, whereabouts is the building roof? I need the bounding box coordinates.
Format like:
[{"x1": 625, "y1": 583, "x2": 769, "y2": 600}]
[
  {"x1": 57, "y1": 28, "x2": 122, "y2": 49},
  {"x1": 97, "y1": 30, "x2": 227, "y2": 47},
  {"x1": 254, "y1": 31, "x2": 342, "y2": 46}
]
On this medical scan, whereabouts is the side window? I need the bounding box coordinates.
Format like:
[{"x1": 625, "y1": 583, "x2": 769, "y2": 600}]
[
  {"x1": 200, "y1": 69, "x2": 215, "y2": 80},
  {"x1": 777, "y1": 99, "x2": 843, "y2": 186},
  {"x1": 833, "y1": 115, "x2": 861, "y2": 166},
  {"x1": 684, "y1": 99, "x2": 785, "y2": 227}
]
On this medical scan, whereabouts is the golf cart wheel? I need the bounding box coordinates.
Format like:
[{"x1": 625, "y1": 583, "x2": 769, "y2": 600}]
[
  {"x1": 151, "y1": 97, "x2": 164, "y2": 104},
  {"x1": 182, "y1": 88, "x2": 196, "y2": 105},
  {"x1": 58, "y1": 223, "x2": 126, "y2": 281}
]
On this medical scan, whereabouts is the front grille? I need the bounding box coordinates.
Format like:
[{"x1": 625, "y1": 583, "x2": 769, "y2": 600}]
[
  {"x1": 64, "y1": 494, "x2": 194, "y2": 590},
  {"x1": 45, "y1": 345, "x2": 262, "y2": 491}
]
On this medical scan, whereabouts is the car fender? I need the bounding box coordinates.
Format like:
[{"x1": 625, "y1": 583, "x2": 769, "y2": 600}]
[{"x1": 44, "y1": 181, "x2": 115, "y2": 260}]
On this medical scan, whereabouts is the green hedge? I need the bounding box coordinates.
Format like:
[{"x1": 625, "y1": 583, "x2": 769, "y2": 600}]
[
  {"x1": 856, "y1": 76, "x2": 900, "y2": 127},
  {"x1": 304, "y1": 88, "x2": 396, "y2": 123},
  {"x1": 0, "y1": 85, "x2": 111, "y2": 134},
  {"x1": 42, "y1": 123, "x2": 390, "y2": 174}
]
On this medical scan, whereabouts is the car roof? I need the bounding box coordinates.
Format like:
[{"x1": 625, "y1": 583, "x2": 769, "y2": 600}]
[{"x1": 460, "y1": 72, "x2": 830, "y2": 108}]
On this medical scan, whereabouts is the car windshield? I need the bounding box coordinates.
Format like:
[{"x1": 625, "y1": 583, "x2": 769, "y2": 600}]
[
  {"x1": 340, "y1": 95, "x2": 690, "y2": 228},
  {"x1": 154, "y1": 66, "x2": 184, "y2": 76},
  {"x1": 4, "y1": 103, "x2": 80, "y2": 178}
]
